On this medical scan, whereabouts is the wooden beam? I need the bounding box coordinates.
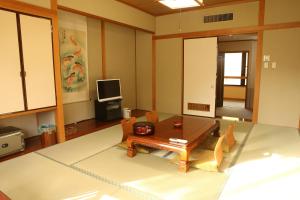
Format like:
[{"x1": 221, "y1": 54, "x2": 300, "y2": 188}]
[
  {"x1": 258, "y1": 0, "x2": 265, "y2": 26},
  {"x1": 252, "y1": 0, "x2": 265, "y2": 123},
  {"x1": 0, "y1": 107, "x2": 56, "y2": 120},
  {"x1": 0, "y1": 0, "x2": 55, "y2": 18},
  {"x1": 101, "y1": 21, "x2": 106, "y2": 79},
  {"x1": 252, "y1": 31, "x2": 263, "y2": 123},
  {"x1": 152, "y1": 38, "x2": 156, "y2": 111},
  {"x1": 153, "y1": 22, "x2": 300, "y2": 40},
  {"x1": 57, "y1": 5, "x2": 154, "y2": 34},
  {"x1": 51, "y1": 0, "x2": 66, "y2": 143}
]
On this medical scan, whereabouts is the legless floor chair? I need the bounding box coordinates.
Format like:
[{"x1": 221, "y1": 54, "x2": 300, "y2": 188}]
[
  {"x1": 201, "y1": 124, "x2": 236, "y2": 153},
  {"x1": 146, "y1": 111, "x2": 159, "y2": 123},
  {"x1": 118, "y1": 117, "x2": 152, "y2": 153},
  {"x1": 171, "y1": 135, "x2": 225, "y2": 172},
  {"x1": 190, "y1": 135, "x2": 225, "y2": 172}
]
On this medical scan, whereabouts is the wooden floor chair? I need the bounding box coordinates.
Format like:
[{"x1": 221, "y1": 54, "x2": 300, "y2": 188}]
[
  {"x1": 190, "y1": 135, "x2": 225, "y2": 172},
  {"x1": 201, "y1": 124, "x2": 236, "y2": 153},
  {"x1": 118, "y1": 117, "x2": 152, "y2": 153},
  {"x1": 146, "y1": 111, "x2": 159, "y2": 123},
  {"x1": 171, "y1": 135, "x2": 225, "y2": 172}
]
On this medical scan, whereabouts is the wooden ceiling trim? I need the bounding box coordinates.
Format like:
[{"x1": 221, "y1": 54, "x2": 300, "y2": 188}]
[{"x1": 153, "y1": 21, "x2": 300, "y2": 40}]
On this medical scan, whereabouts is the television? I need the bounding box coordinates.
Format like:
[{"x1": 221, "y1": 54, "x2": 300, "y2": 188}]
[{"x1": 96, "y1": 79, "x2": 122, "y2": 102}]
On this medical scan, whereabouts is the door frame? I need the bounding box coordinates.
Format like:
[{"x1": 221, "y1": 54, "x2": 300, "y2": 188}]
[{"x1": 217, "y1": 50, "x2": 251, "y2": 111}]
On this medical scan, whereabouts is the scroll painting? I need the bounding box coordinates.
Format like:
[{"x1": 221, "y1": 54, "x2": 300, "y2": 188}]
[{"x1": 59, "y1": 11, "x2": 89, "y2": 104}]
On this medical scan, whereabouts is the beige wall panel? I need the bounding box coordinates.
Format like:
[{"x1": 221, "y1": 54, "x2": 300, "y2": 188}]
[
  {"x1": 224, "y1": 86, "x2": 246, "y2": 100},
  {"x1": 136, "y1": 31, "x2": 152, "y2": 111},
  {"x1": 105, "y1": 22, "x2": 136, "y2": 110},
  {"x1": 16, "y1": 0, "x2": 51, "y2": 9},
  {"x1": 0, "y1": 115, "x2": 38, "y2": 138},
  {"x1": 0, "y1": 10, "x2": 24, "y2": 114},
  {"x1": 63, "y1": 17, "x2": 102, "y2": 125},
  {"x1": 156, "y1": 1, "x2": 259, "y2": 35},
  {"x1": 20, "y1": 15, "x2": 56, "y2": 110},
  {"x1": 258, "y1": 28, "x2": 300, "y2": 128},
  {"x1": 58, "y1": 0, "x2": 155, "y2": 32},
  {"x1": 156, "y1": 38, "x2": 182, "y2": 114},
  {"x1": 265, "y1": 0, "x2": 300, "y2": 24},
  {"x1": 218, "y1": 40, "x2": 257, "y2": 108}
]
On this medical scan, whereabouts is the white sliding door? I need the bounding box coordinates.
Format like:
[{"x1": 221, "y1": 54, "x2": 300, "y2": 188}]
[
  {"x1": 183, "y1": 37, "x2": 217, "y2": 117},
  {"x1": 20, "y1": 15, "x2": 56, "y2": 110},
  {"x1": 0, "y1": 10, "x2": 24, "y2": 114}
]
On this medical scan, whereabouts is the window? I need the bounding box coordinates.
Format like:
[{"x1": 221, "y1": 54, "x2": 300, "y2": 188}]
[{"x1": 224, "y1": 52, "x2": 248, "y2": 86}]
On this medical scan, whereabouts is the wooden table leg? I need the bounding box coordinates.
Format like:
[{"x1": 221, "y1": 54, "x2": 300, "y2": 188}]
[
  {"x1": 178, "y1": 150, "x2": 190, "y2": 172},
  {"x1": 213, "y1": 120, "x2": 221, "y2": 137},
  {"x1": 127, "y1": 140, "x2": 137, "y2": 157}
]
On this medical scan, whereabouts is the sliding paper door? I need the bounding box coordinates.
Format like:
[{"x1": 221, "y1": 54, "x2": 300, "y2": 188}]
[
  {"x1": 183, "y1": 37, "x2": 217, "y2": 117},
  {"x1": 20, "y1": 14, "x2": 56, "y2": 110},
  {"x1": 0, "y1": 10, "x2": 24, "y2": 114}
]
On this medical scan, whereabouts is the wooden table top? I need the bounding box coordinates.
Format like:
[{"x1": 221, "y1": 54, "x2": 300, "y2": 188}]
[{"x1": 129, "y1": 115, "x2": 219, "y2": 147}]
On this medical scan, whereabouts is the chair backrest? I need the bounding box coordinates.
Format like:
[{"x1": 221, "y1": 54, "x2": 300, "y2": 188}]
[
  {"x1": 214, "y1": 135, "x2": 225, "y2": 167},
  {"x1": 225, "y1": 124, "x2": 236, "y2": 150},
  {"x1": 146, "y1": 111, "x2": 159, "y2": 123},
  {"x1": 121, "y1": 117, "x2": 136, "y2": 142}
]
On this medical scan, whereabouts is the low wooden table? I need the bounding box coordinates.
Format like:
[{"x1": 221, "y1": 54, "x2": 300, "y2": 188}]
[{"x1": 127, "y1": 115, "x2": 220, "y2": 172}]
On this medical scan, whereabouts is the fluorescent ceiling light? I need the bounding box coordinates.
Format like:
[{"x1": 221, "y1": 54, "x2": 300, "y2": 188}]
[{"x1": 159, "y1": 0, "x2": 203, "y2": 9}]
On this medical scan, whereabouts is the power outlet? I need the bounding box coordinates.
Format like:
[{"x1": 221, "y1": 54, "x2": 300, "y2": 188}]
[{"x1": 264, "y1": 55, "x2": 271, "y2": 62}]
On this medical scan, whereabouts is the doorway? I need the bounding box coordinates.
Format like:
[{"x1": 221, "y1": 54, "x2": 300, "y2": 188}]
[{"x1": 215, "y1": 34, "x2": 257, "y2": 121}]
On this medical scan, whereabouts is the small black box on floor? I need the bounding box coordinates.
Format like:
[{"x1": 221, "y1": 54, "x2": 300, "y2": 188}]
[
  {"x1": 95, "y1": 99, "x2": 122, "y2": 121},
  {"x1": 0, "y1": 126, "x2": 25, "y2": 157}
]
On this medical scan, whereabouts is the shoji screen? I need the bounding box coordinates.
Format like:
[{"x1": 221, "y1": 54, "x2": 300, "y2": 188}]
[
  {"x1": 20, "y1": 14, "x2": 56, "y2": 110},
  {"x1": 0, "y1": 10, "x2": 24, "y2": 114}
]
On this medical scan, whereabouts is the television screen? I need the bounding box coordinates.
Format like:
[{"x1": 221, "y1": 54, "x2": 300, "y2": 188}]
[{"x1": 97, "y1": 79, "x2": 122, "y2": 102}]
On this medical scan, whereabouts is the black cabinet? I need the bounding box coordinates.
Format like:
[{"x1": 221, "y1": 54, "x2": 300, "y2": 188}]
[{"x1": 95, "y1": 99, "x2": 122, "y2": 121}]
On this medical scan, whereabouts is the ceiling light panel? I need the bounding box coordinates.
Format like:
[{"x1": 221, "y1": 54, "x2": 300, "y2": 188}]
[{"x1": 159, "y1": 0, "x2": 201, "y2": 9}]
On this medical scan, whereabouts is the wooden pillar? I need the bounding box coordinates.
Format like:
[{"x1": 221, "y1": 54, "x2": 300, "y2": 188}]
[
  {"x1": 152, "y1": 37, "x2": 156, "y2": 111},
  {"x1": 252, "y1": 0, "x2": 265, "y2": 123},
  {"x1": 51, "y1": 0, "x2": 66, "y2": 142}
]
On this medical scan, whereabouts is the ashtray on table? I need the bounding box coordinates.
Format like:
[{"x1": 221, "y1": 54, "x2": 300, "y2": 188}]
[{"x1": 133, "y1": 122, "x2": 155, "y2": 136}]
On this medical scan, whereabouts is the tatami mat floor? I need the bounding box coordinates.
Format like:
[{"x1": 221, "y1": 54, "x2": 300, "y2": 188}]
[{"x1": 0, "y1": 113, "x2": 299, "y2": 200}]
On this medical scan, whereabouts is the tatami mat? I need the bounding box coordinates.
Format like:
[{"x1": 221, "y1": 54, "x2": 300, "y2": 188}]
[
  {"x1": 0, "y1": 113, "x2": 255, "y2": 200},
  {"x1": 37, "y1": 125, "x2": 123, "y2": 165},
  {"x1": 37, "y1": 113, "x2": 174, "y2": 166},
  {"x1": 0, "y1": 153, "x2": 119, "y2": 200},
  {"x1": 74, "y1": 147, "x2": 228, "y2": 200},
  {"x1": 219, "y1": 124, "x2": 300, "y2": 200}
]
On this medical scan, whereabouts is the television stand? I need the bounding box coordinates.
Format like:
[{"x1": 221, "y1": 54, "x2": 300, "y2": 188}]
[{"x1": 95, "y1": 99, "x2": 122, "y2": 121}]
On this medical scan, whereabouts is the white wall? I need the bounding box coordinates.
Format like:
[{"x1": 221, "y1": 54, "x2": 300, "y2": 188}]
[
  {"x1": 265, "y1": 0, "x2": 300, "y2": 24},
  {"x1": 156, "y1": 38, "x2": 182, "y2": 114},
  {"x1": 105, "y1": 22, "x2": 136, "y2": 110},
  {"x1": 258, "y1": 28, "x2": 300, "y2": 128},
  {"x1": 156, "y1": 1, "x2": 259, "y2": 35},
  {"x1": 58, "y1": 0, "x2": 155, "y2": 32},
  {"x1": 0, "y1": 115, "x2": 38, "y2": 138},
  {"x1": 16, "y1": 0, "x2": 51, "y2": 9},
  {"x1": 136, "y1": 31, "x2": 152, "y2": 111}
]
